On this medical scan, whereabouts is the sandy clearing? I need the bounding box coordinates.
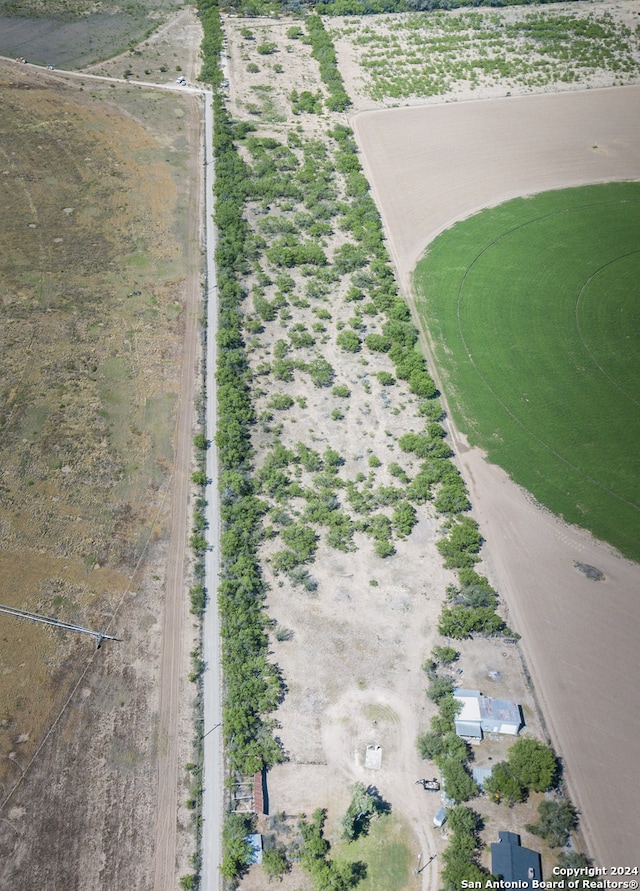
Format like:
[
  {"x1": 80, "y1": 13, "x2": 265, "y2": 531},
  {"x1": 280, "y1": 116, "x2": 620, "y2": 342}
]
[{"x1": 352, "y1": 85, "x2": 640, "y2": 865}]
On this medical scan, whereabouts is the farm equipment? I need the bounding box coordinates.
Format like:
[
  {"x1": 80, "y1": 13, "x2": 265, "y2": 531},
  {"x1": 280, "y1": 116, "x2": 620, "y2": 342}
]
[{"x1": 416, "y1": 778, "x2": 440, "y2": 792}]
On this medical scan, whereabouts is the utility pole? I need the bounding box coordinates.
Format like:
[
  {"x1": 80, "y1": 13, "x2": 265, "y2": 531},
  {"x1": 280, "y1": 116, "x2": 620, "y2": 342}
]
[{"x1": 0, "y1": 603, "x2": 120, "y2": 648}]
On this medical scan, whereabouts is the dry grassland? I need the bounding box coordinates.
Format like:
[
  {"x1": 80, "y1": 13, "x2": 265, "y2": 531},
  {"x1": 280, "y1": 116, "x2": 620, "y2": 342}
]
[{"x1": 0, "y1": 54, "x2": 200, "y2": 889}]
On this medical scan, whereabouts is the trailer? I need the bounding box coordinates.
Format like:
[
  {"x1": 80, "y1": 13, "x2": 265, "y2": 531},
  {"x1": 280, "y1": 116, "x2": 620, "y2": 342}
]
[{"x1": 416, "y1": 777, "x2": 440, "y2": 792}]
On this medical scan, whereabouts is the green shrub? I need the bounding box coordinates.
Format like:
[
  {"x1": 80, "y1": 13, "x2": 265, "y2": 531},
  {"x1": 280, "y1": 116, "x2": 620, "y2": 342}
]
[
  {"x1": 374, "y1": 538, "x2": 395, "y2": 558},
  {"x1": 189, "y1": 584, "x2": 207, "y2": 616},
  {"x1": 221, "y1": 813, "x2": 255, "y2": 880},
  {"x1": 307, "y1": 358, "x2": 335, "y2": 387},
  {"x1": 337, "y1": 329, "x2": 361, "y2": 353},
  {"x1": 438, "y1": 605, "x2": 505, "y2": 639},
  {"x1": 365, "y1": 333, "x2": 392, "y2": 352},
  {"x1": 432, "y1": 645, "x2": 458, "y2": 665},
  {"x1": 436, "y1": 517, "x2": 482, "y2": 569},
  {"x1": 269, "y1": 393, "x2": 295, "y2": 410},
  {"x1": 267, "y1": 240, "x2": 327, "y2": 268},
  {"x1": 527, "y1": 799, "x2": 578, "y2": 848},
  {"x1": 291, "y1": 89, "x2": 323, "y2": 114},
  {"x1": 439, "y1": 757, "x2": 479, "y2": 804},
  {"x1": 484, "y1": 762, "x2": 526, "y2": 806},
  {"x1": 392, "y1": 501, "x2": 418, "y2": 537},
  {"x1": 507, "y1": 738, "x2": 558, "y2": 792},
  {"x1": 333, "y1": 242, "x2": 368, "y2": 273}
]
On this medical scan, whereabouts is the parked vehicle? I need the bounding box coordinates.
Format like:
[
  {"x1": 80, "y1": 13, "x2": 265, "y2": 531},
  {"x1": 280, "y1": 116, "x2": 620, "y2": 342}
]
[{"x1": 433, "y1": 806, "x2": 447, "y2": 828}]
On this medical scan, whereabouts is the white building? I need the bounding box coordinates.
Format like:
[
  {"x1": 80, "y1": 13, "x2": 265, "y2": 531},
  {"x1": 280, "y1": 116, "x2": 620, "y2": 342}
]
[{"x1": 454, "y1": 689, "x2": 522, "y2": 739}]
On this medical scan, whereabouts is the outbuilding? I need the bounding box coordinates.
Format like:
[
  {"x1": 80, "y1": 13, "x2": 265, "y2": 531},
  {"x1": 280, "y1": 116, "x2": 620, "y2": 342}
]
[{"x1": 454, "y1": 689, "x2": 522, "y2": 739}]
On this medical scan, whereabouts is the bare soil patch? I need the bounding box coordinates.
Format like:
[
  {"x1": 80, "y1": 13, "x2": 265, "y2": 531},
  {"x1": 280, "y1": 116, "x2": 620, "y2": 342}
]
[
  {"x1": 0, "y1": 52, "x2": 201, "y2": 889},
  {"x1": 352, "y1": 86, "x2": 640, "y2": 865},
  {"x1": 354, "y1": 86, "x2": 640, "y2": 280}
]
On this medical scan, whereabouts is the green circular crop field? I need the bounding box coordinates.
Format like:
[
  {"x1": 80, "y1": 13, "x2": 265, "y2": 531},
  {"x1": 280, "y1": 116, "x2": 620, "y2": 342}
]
[{"x1": 413, "y1": 182, "x2": 640, "y2": 563}]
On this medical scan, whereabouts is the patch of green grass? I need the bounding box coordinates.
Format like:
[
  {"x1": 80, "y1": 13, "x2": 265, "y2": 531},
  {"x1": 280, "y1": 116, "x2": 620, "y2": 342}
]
[
  {"x1": 333, "y1": 813, "x2": 412, "y2": 891},
  {"x1": 413, "y1": 182, "x2": 640, "y2": 562}
]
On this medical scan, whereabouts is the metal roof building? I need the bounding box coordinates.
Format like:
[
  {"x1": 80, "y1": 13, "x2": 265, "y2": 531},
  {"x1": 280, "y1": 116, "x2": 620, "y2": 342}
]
[
  {"x1": 454, "y1": 689, "x2": 522, "y2": 738},
  {"x1": 491, "y1": 831, "x2": 542, "y2": 882},
  {"x1": 472, "y1": 765, "x2": 494, "y2": 788}
]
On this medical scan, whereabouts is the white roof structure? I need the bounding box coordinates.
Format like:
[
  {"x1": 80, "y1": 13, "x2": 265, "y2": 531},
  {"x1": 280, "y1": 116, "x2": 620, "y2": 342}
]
[{"x1": 454, "y1": 689, "x2": 522, "y2": 739}]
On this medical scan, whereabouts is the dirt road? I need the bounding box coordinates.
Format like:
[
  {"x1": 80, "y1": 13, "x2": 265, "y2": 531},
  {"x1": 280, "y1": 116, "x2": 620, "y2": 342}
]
[
  {"x1": 353, "y1": 85, "x2": 640, "y2": 865},
  {"x1": 152, "y1": 85, "x2": 205, "y2": 891}
]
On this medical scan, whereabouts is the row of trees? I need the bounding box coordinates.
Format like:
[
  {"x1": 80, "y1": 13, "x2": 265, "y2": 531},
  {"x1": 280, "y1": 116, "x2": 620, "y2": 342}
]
[
  {"x1": 200, "y1": 0, "x2": 286, "y2": 788},
  {"x1": 306, "y1": 15, "x2": 352, "y2": 112},
  {"x1": 218, "y1": 0, "x2": 552, "y2": 18}
]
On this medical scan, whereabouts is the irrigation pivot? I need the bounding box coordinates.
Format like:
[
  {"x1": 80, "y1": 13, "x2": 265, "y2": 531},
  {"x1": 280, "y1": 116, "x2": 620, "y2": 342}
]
[{"x1": 0, "y1": 603, "x2": 121, "y2": 649}]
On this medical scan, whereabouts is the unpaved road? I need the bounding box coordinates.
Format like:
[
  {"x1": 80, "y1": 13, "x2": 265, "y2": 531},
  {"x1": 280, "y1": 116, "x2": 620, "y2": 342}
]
[
  {"x1": 153, "y1": 86, "x2": 205, "y2": 891},
  {"x1": 353, "y1": 85, "x2": 640, "y2": 865}
]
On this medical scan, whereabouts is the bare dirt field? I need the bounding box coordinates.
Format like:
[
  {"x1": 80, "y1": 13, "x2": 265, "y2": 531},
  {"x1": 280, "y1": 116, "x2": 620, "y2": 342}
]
[
  {"x1": 0, "y1": 16, "x2": 203, "y2": 885},
  {"x1": 353, "y1": 85, "x2": 640, "y2": 865}
]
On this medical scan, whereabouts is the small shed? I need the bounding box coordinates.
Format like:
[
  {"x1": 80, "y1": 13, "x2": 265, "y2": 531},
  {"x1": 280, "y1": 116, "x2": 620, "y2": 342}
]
[
  {"x1": 365, "y1": 744, "x2": 382, "y2": 769},
  {"x1": 472, "y1": 765, "x2": 494, "y2": 789},
  {"x1": 253, "y1": 770, "x2": 267, "y2": 815}
]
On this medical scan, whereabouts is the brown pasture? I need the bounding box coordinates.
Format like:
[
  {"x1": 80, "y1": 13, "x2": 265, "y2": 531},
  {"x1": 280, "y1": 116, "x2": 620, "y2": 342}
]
[{"x1": 0, "y1": 56, "x2": 200, "y2": 889}]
